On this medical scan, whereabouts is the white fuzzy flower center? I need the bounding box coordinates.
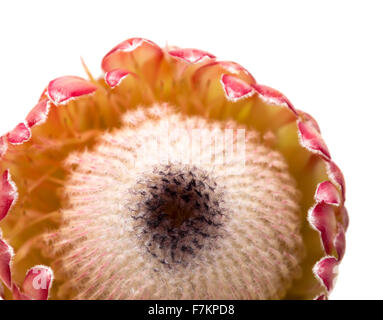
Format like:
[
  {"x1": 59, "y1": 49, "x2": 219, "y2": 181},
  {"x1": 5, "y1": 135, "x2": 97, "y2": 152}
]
[{"x1": 50, "y1": 105, "x2": 304, "y2": 299}]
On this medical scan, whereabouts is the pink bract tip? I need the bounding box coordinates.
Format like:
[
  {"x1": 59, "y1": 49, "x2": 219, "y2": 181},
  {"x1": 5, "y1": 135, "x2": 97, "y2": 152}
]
[
  {"x1": 298, "y1": 120, "x2": 331, "y2": 160},
  {"x1": 0, "y1": 136, "x2": 7, "y2": 158},
  {"x1": 7, "y1": 122, "x2": 31, "y2": 145},
  {"x1": 327, "y1": 161, "x2": 346, "y2": 201},
  {"x1": 0, "y1": 170, "x2": 18, "y2": 221},
  {"x1": 315, "y1": 181, "x2": 341, "y2": 206},
  {"x1": 0, "y1": 239, "x2": 13, "y2": 289},
  {"x1": 22, "y1": 266, "x2": 53, "y2": 300},
  {"x1": 314, "y1": 257, "x2": 339, "y2": 293},
  {"x1": 168, "y1": 48, "x2": 216, "y2": 64},
  {"x1": 252, "y1": 83, "x2": 297, "y2": 114},
  {"x1": 221, "y1": 74, "x2": 255, "y2": 101},
  {"x1": 309, "y1": 202, "x2": 337, "y2": 255},
  {"x1": 47, "y1": 76, "x2": 98, "y2": 105},
  {"x1": 105, "y1": 69, "x2": 135, "y2": 88},
  {"x1": 26, "y1": 99, "x2": 51, "y2": 128}
]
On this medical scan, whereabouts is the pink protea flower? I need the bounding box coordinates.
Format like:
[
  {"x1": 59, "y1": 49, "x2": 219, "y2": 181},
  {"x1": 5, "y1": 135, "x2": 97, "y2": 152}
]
[{"x1": 0, "y1": 37, "x2": 348, "y2": 300}]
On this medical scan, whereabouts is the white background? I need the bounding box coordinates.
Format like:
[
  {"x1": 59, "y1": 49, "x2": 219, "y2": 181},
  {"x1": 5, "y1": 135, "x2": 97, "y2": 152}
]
[{"x1": 0, "y1": 1, "x2": 382, "y2": 299}]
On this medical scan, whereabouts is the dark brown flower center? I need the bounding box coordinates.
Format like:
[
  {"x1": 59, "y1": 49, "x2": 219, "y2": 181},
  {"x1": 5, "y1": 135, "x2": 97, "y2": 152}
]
[{"x1": 129, "y1": 164, "x2": 227, "y2": 268}]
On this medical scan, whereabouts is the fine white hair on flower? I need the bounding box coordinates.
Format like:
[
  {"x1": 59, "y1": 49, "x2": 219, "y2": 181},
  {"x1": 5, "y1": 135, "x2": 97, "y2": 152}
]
[{"x1": 44, "y1": 105, "x2": 304, "y2": 300}]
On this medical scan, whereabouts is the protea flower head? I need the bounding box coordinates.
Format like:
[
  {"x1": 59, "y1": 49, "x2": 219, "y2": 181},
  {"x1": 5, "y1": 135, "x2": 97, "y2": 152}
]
[{"x1": 0, "y1": 37, "x2": 348, "y2": 300}]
